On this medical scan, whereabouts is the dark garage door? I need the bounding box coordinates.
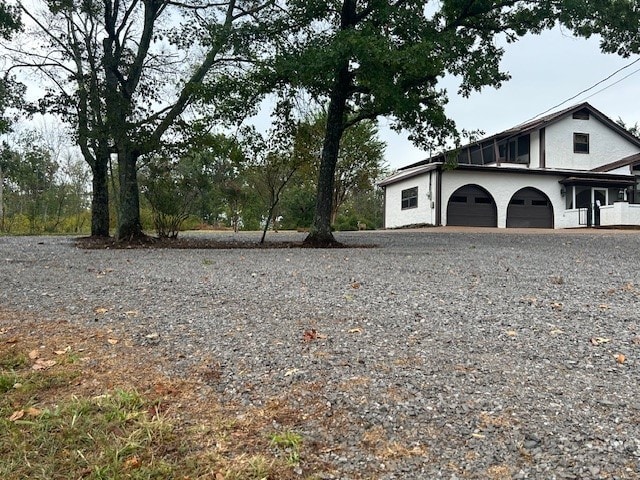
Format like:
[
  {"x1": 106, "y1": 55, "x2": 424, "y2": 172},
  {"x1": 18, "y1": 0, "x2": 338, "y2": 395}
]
[
  {"x1": 446, "y1": 185, "x2": 497, "y2": 227},
  {"x1": 506, "y1": 187, "x2": 553, "y2": 228}
]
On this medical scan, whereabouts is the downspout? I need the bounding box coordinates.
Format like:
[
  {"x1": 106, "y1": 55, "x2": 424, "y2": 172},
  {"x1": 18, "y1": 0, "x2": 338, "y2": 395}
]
[
  {"x1": 382, "y1": 186, "x2": 386, "y2": 229},
  {"x1": 436, "y1": 166, "x2": 442, "y2": 226}
]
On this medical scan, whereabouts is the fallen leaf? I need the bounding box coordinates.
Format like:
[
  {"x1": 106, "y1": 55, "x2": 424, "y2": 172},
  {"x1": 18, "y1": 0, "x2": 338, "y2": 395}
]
[
  {"x1": 26, "y1": 407, "x2": 42, "y2": 417},
  {"x1": 549, "y1": 328, "x2": 564, "y2": 335},
  {"x1": 505, "y1": 330, "x2": 517, "y2": 337},
  {"x1": 5, "y1": 337, "x2": 19, "y2": 344},
  {"x1": 351, "y1": 282, "x2": 361, "y2": 289},
  {"x1": 551, "y1": 302, "x2": 563, "y2": 311},
  {"x1": 32, "y1": 359, "x2": 57, "y2": 371},
  {"x1": 8, "y1": 410, "x2": 24, "y2": 422},
  {"x1": 94, "y1": 307, "x2": 108, "y2": 314},
  {"x1": 54, "y1": 346, "x2": 72, "y2": 355},
  {"x1": 123, "y1": 456, "x2": 141, "y2": 469},
  {"x1": 28, "y1": 349, "x2": 40, "y2": 360},
  {"x1": 124, "y1": 310, "x2": 138, "y2": 317},
  {"x1": 590, "y1": 337, "x2": 611, "y2": 346},
  {"x1": 348, "y1": 328, "x2": 363, "y2": 334},
  {"x1": 615, "y1": 353, "x2": 626, "y2": 364},
  {"x1": 599, "y1": 304, "x2": 610, "y2": 310},
  {"x1": 284, "y1": 368, "x2": 300, "y2": 376},
  {"x1": 303, "y1": 329, "x2": 318, "y2": 342},
  {"x1": 471, "y1": 433, "x2": 485, "y2": 439},
  {"x1": 631, "y1": 337, "x2": 640, "y2": 345},
  {"x1": 107, "y1": 338, "x2": 119, "y2": 345}
]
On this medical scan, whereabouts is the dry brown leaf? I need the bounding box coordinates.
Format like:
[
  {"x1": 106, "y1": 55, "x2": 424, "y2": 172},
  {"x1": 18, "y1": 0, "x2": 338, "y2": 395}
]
[
  {"x1": 615, "y1": 353, "x2": 626, "y2": 364},
  {"x1": 32, "y1": 359, "x2": 57, "y2": 371},
  {"x1": 351, "y1": 282, "x2": 361, "y2": 289},
  {"x1": 5, "y1": 337, "x2": 19, "y2": 344},
  {"x1": 94, "y1": 307, "x2": 108, "y2": 314},
  {"x1": 590, "y1": 337, "x2": 611, "y2": 346},
  {"x1": 348, "y1": 328, "x2": 363, "y2": 334},
  {"x1": 124, "y1": 310, "x2": 138, "y2": 317},
  {"x1": 54, "y1": 346, "x2": 72, "y2": 355},
  {"x1": 505, "y1": 330, "x2": 517, "y2": 337},
  {"x1": 26, "y1": 407, "x2": 42, "y2": 417},
  {"x1": 28, "y1": 349, "x2": 40, "y2": 359},
  {"x1": 8, "y1": 410, "x2": 24, "y2": 422},
  {"x1": 303, "y1": 329, "x2": 318, "y2": 342},
  {"x1": 599, "y1": 304, "x2": 610, "y2": 310},
  {"x1": 123, "y1": 456, "x2": 141, "y2": 469},
  {"x1": 107, "y1": 338, "x2": 119, "y2": 345},
  {"x1": 549, "y1": 328, "x2": 564, "y2": 335},
  {"x1": 551, "y1": 302, "x2": 563, "y2": 311}
]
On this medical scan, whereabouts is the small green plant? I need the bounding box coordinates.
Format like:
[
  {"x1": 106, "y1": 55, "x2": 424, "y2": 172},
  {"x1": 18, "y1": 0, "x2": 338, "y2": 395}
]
[{"x1": 270, "y1": 430, "x2": 303, "y2": 465}]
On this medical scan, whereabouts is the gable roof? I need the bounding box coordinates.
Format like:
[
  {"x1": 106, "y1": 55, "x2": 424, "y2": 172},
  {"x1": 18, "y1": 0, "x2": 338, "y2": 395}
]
[
  {"x1": 399, "y1": 102, "x2": 640, "y2": 171},
  {"x1": 591, "y1": 152, "x2": 640, "y2": 173}
]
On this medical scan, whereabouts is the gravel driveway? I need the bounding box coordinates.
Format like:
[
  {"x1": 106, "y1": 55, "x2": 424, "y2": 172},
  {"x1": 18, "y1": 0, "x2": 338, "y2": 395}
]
[{"x1": 2, "y1": 229, "x2": 640, "y2": 479}]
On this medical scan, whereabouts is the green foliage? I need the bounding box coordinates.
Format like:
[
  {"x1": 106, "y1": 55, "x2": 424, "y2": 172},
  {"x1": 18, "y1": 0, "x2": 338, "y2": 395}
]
[{"x1": 0, "y1": 131, "x2": 91, "y2": 235}]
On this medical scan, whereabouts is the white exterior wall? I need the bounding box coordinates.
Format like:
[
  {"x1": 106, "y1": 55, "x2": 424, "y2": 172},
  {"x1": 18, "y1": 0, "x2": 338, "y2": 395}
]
[
  {"x1": 529, "y1": 130, "x2": 540, "y2": 168},
  {"x1": 600, "y1": 202, "x2": 640, "y2": 226},
  {"x1": 384, "y1": 172, "x2": 437, "y2": 228},
  {"x1": 441, "y1": 170, "x2": 565, "y2": 228},
  {"x1": 545, "y1": 116, "x2": 640, "y2": 170}
]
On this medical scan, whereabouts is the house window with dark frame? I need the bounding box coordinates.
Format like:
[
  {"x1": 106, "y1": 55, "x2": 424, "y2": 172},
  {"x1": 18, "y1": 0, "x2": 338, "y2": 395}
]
[
  {"x1": 574, "y1": 133, "x2": 589, "y2": 154},
  {"x1": 401, "y1": 187, "x2": 418, "y2": 209}
]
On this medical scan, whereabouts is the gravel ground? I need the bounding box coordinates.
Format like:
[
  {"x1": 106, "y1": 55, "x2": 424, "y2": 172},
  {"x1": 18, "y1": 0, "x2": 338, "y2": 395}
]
[{"x1": 2, "y1": 229, "x2": 640, "y2": 479}]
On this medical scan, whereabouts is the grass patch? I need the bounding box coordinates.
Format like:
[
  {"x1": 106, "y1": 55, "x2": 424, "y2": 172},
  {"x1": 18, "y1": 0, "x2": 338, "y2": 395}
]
[{"x1": 0, "y1": 317, "x2": 320, "y2": 480}]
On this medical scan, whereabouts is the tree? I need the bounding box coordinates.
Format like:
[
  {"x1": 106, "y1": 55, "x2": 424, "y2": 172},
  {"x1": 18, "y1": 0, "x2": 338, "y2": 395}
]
[
  {"x1": 266, "y1": 0, "x2": 640, "y2": 246},
  {"x1": 9, "y1": 0, "x2": 274, "y2": 240},
  {"x1": 297, "y1": 113, "x2": 386, "y2": 225},
  {"x1": 616, "y1": 118, "x2": 640, "y2": 139}
]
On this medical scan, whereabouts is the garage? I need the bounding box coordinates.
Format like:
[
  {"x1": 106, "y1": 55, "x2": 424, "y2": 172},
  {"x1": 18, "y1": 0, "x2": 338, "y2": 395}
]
[
  {"x1": 506, "y1": 187, "x2": 553, "y2": 228},
  {"x1": 446, "y1": 185, "x2": 497, "y2": 227}
]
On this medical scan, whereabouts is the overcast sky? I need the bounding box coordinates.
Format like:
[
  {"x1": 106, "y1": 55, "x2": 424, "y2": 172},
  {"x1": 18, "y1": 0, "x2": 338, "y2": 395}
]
[{"x1": 381, "y1": 26, "x2": 640, "y2": 170}]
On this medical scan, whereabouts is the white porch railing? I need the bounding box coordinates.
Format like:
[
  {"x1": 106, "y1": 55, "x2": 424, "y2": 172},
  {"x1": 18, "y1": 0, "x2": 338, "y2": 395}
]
[
  {"x1": 559, "y1": 202, "x2": 640, "y2": 228},
  {"x1": 599, "y1": 202, "x2": 640, "y2": 226}
]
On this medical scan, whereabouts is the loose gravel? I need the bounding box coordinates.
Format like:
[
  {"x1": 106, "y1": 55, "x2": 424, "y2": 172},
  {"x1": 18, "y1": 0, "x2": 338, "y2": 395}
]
[{"x1": 2, "y1": 229, "x2": 640, "y2": 479}]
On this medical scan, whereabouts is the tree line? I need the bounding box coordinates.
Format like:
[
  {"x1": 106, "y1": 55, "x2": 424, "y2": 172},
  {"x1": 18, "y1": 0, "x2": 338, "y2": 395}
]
[{"x1": 1, "y1": 0, "x2": 639, "y2": 245}]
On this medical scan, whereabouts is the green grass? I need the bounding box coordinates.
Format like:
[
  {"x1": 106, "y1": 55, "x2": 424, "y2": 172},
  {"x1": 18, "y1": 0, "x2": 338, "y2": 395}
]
[{"x1": 0, "y1": 344, "x2": 312, "y2": 480}]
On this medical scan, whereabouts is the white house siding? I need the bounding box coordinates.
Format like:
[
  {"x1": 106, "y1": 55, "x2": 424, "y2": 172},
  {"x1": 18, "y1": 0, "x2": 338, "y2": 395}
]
[
  {"x1": 529, "y1": 130, "x2": 540, "y2": 168},
  {"x1": 441, "y1": 169, "x2": 565, "y2": 228},
  {"x1": 545, "y1": 116, "x2": 640, "y2": 170},
  {"x1": 384, "y1": 172, "x2": 437, "y2": 228}
]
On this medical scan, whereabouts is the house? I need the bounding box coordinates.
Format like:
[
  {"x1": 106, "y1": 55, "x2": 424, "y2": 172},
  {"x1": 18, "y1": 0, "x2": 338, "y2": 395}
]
[{"x1": 379, "y1": 102, "x2": 640, "y2": 229}]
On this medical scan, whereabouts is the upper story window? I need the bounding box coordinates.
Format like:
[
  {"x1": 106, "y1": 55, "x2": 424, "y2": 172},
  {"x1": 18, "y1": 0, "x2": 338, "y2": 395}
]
[
  {"x1": 498, "y1": 134, "x2": 530, "y2": 164},
  {"x1": 572, "y1": 108, "x2": 590, "y2": 120},
  {"x1": 574, "y1": 133, "x2": 589, "y2": 154},
  {"x1": 401, "y1": 187, "x2": 418, "y2": 209}
]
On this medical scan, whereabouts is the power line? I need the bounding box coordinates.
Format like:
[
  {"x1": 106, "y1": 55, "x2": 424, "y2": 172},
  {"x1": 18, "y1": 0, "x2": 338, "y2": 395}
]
[
  {"x1": 581, "y1": 65, "x2": 640, "y2": 102},
  {"x1": 528, "y1": 56, "x2": 640, "y2": 121}
]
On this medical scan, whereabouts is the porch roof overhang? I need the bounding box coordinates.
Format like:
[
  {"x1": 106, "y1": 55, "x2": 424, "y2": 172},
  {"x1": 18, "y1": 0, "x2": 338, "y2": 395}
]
[{"x1": 559, "y1": 176, "x2": 636, "y2": 187}]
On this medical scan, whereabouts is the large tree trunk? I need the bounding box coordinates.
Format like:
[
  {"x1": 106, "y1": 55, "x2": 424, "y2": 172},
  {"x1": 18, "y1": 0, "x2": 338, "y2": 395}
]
[
  {"x1": 90, "y1": 154, "x2": 110, "y2": 237},
  {"x1": 304, "y1": 75, "x2": 349, "y2": 247},
  {"x1": 116, "y1": 150, "x2": 144, "y2": 240},
  {"x1": 304, "y1": 0, "x2": 355, "y2": 247}
]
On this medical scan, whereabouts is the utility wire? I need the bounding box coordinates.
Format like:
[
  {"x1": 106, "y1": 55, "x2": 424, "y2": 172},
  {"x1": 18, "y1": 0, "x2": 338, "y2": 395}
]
[
  {"x1": 581, "y1": 65, "x2": 640, "y2": 102},
  {"x1": 527, "y1": 56, "x2": 640, "y2": 121}
]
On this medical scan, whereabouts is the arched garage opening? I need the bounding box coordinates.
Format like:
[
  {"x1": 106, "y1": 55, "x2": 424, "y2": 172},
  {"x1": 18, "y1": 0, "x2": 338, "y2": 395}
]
[
  {"x1": 506, "y1": 187, "x2": 554, "y2": 228},
  {"x1": 446, "y1": 184, "x2": 497, "y2": 227}
]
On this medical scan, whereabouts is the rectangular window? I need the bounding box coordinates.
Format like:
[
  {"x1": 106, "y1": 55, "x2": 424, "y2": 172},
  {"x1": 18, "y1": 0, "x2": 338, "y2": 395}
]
[
  {"x1": 574, "y1": 133, "x2": 589, "y2": 153},
  {"x1": 532, "y1": 200, "x2": 549, "y2": 206},
  {"x1": 509, "y1": 199, "x2": 525, "y2": 205},
  {"x1": 475, "y1": 197, "x2": 492, "y2": 204},
  {"x1": 401, "y1": 187, "x2": 418, "y2": 209},
  {"x1": 450, "y1": 195, "x2": 467, "y2": 203}
]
